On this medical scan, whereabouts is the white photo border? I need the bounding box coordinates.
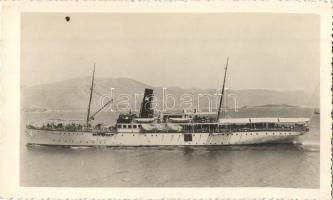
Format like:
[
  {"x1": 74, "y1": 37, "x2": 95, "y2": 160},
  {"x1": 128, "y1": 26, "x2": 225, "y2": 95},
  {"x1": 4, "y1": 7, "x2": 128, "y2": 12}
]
[{"x1": 0, "y1": 1, "x2": 332, "y2": 199}]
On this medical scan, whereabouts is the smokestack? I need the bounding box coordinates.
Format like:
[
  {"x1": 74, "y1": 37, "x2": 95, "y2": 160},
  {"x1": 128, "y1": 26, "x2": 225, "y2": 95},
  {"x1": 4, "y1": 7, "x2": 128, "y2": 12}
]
[{"x1": 139, "y1": 88, "x2": 154, "y2": 118}]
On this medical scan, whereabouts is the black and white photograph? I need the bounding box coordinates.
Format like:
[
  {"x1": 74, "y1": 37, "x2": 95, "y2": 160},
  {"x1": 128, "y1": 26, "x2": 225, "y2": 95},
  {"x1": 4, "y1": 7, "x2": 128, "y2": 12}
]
[
  {"x1": 20, "y1": 13, "x2": 320, "y2": 188},
  {"x1": 0, "y1": 4, "x2": 331, "y2": 199}
]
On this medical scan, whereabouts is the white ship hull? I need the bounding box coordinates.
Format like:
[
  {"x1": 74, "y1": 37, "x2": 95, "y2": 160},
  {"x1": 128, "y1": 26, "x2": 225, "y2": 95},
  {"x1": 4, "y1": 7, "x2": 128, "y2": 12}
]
[{"x1": 26, "y1": 129, "x2": 305, "y2": 147}]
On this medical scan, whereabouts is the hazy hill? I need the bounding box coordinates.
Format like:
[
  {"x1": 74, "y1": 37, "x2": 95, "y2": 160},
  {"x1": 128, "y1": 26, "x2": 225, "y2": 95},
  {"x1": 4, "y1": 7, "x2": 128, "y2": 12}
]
[{"x1": 21, "y1": 77, "x2": 319, "y2": 112}]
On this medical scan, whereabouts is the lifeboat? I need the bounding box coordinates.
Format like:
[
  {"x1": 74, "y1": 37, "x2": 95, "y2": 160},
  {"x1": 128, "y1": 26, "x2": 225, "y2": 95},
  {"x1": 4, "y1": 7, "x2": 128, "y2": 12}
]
[
  {"x1": 155, "y1": 123, "x2": 167, "y2": 131},
  {"x1": 168, "y1": 118, "x2": 192, "y2": 123},
  {"x1": 141, "y1": 124, "x2": 156, "y2": 131},
  {"x1": 133, "y1": 118, "x2": 155, "y2": 123},
  {"x1": 166, "y1": 123, "x2": 183, "y2": 132}
]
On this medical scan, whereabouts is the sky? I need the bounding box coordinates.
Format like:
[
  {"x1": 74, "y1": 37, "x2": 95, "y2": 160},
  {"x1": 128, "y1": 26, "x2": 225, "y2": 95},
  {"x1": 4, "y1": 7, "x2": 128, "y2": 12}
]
[{"x1": 21, "y1": 13, "x2": 320, "y2": 91}]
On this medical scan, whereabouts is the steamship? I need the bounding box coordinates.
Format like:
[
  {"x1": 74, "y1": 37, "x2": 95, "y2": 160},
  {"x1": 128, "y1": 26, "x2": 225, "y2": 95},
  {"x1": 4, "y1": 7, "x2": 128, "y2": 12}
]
[{"x1": 25, "y1": 60, "x2": 310, "y2": 147}]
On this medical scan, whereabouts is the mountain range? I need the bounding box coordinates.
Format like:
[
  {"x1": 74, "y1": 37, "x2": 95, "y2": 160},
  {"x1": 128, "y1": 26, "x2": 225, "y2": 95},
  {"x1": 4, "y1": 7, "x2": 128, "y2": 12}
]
[{"x1": 21, "y1": 77, "x2": 319, "y2": 112}]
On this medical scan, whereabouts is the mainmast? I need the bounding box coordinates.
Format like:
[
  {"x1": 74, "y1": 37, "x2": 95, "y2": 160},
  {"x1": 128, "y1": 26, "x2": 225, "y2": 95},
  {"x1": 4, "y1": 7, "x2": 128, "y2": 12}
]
[
  {"x1": 217, "y1": 57, "x2": 229, "y2": 121},
  {"x1": 86, "y1": 63, "x2": 96, "y2": 127}
]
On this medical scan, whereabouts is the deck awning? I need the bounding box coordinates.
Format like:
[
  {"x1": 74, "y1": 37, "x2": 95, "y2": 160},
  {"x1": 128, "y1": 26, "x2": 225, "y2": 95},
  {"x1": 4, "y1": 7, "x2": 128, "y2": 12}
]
[{"x1": 218, "y1": 117, "x2": 310, "y2": 124}]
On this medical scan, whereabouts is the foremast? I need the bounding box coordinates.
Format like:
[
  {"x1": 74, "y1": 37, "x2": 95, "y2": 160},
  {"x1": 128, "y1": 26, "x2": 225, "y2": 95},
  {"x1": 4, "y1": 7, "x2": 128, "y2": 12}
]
[{"x1": 86, "y1": 64, "x2": 96, "y2": 127}]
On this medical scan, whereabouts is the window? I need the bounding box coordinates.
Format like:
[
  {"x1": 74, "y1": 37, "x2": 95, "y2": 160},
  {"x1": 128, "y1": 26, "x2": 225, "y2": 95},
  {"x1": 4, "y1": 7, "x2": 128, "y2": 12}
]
[
  {"x1": 128, "y1": 125, "x2": 132, "y2": 128},
  {"x1": 138, "y1": 125, "x2": 142, "y2": 128},
  {"x1": 117, "y1": 124, "x2": 121, "y2": 128},
  {"x1": 133, "y1": 125, "x2": 137, "y2": 128},
  {"x1": 123, "y1": 125, "x2": 127, "y2": 128},
  {"x1": 184, "y1": 134, "x2": 193, "y2": 142}
]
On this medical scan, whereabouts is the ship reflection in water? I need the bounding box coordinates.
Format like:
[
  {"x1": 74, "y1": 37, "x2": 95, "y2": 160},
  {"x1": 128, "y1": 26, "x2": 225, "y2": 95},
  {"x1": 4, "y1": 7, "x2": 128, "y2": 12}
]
[{"x1": 20, "y1": 110, "x2": 319, "y2": 188}]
